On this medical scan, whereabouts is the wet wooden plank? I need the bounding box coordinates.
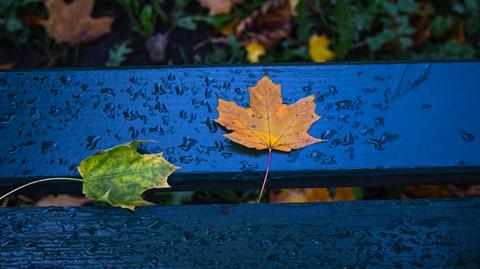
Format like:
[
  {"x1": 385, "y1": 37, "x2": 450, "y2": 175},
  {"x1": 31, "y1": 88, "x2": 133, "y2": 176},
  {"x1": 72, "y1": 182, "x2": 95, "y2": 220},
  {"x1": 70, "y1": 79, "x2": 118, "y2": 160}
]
[
  {"x1": 1, "y1": 198, "x2": 479, "y2": 268},
  {"x1": 0, "y1": 62, "x2": 479, "y2": 190}
]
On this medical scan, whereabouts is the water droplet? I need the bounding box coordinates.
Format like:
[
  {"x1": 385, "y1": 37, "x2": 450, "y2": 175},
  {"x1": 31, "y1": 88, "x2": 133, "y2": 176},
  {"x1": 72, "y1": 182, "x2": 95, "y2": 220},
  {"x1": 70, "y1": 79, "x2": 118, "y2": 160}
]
[
  {"x1": 153, "y1": 83, "x2": 167, "y2": 95},
  {"x1": 364, "y1": 132, "x2": 399, "y2": 151},
  {"x1": 286, "y1": 151, "x2": 299, "y2": 162},
  {"x1": 204, "y1": 117, "x2": 218, "y2": 133},
  {"x1": 0, "y1": 112, "x2": 15, "y2": 124},
  {"x1": 22, "y1": 168, "x2": 35, "y2": 175},
  {"x1": 342, "y1": 133, "x2": 355, "y2": 146},
  {"x1": 221, "y1": 152, "x2": 232, "y2": 159},
  {"x1": 345, "y1": 147, "x2": 355, "y2": 160},
  {"x1": 322, "y1": 155, "x2": 337, "y2": 164},
  {"x1": 375, "y1": 117, "x2": 385, "y2": 128},
  {"x1": 335, "y1": 100, "x2": 352, "y2": 111},
  {"x1": 338, "y1": 115, "x2": 350, "y2": 123},
  {"x1": 240, "y1": 161, "x2": 258, "y2": 171},
  {"x1": 102, "y1": 102, "x2": 115, "y2": 119},
  {"x1": 100, "y1": 88, "x2": 115, "y2": 98},
  {"x1": 155, "y1": 102, "x2": 168, "y2": 113},
  {"x1": 360, "y1": 127, "x2": 375, "y2": 136},
  {"x1": 182, "y1": 231, "x2": 194, "y2": 241},
  {"x1": 86, "y1": 136, "x2": 101, "y2": 150},
  {"x1": 41, "y1": 141, "x2": 57, "y2": 154},
  {"x1": 50, "y1": 88, "x2": 60, "y2": 96},
  {"x1": 178, "y1": 137, "x2": 198, "y2": 152},
  {"x1": 207, "y1": 141, "x2": 224, "y2": 153},
  {"x1": 129, "y1": 127, "x2": 139, "y2": 139},
  {"x1": 302, "y1": 82, "x2": 313, "y2": 94},
  {"x1": 122, "y1": 109, "x2": 146, "y2": 123},
  {"x1": 320, "y1": 130, "x2": 337, "y2": 140},
  {"x1": 330, "y1": 138, "x2": 342, "y2": 148},
  {"x1": 372, "y1": 102, "x2": 389, "y2": 111},
  {"x1": 361, "y1": 88, "x2": 377, "y2": 94},
  {"x1": 179, "y1": 155, "x2": 201, "y2": 164},
  {"x1": 58, "y1": 75, "x2": 68, "y2": 85},
  {"x1": 460, "y1": 130, "x2": 475, "y2": 142},
  {"x1": 149, "y1": 125, "x2": 165, "y2": 135},
  {"x1": 175, "y1": 85, "x2": 185, "y2": 96},
  {"x1": 205, "y1": 88, "x2": 212, "y2": 98},
  {"x1": 421, "y1": 104, "x2": 432, "y2": 110},
  {"x1": 307, "y1": 150, "x2": 325, "y2": 162},
  {"x1": 49, "y1": 105, "x2": 63, "y2": 116}
]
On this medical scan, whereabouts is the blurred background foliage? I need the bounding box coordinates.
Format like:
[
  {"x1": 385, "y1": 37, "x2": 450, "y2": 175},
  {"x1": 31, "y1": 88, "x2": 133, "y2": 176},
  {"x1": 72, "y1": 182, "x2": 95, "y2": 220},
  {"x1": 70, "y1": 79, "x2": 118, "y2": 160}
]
[
  {"x1": 0, "y1": 0, "x2": 479, "y2": 206},
  {"x1": 0, "y1": 0, "x2": 478, "y2": 68}
]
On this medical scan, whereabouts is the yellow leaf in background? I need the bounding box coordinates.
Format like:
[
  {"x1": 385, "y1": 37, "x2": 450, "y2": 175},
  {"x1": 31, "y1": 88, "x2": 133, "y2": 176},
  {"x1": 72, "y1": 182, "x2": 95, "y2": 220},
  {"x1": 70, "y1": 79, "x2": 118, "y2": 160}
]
[
  {"x1": 198, "y1": 0, "x2": 243, "y2": 16},
  {"x1": 41, "y1": 0, "x2": 114, "y2": 46},
  {"x1": 309, "y1": 34, "x2": 335, "y2": 62},
  {"x1": 245, "y1": 42, "x2": 266, "y2": 63}
]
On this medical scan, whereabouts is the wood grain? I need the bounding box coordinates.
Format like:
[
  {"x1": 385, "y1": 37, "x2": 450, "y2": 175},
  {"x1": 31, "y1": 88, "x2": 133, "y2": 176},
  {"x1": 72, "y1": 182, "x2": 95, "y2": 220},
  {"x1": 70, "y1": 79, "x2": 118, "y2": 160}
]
[{"x1": 1, "y1": 198, "x2": 479, "y2": 268}]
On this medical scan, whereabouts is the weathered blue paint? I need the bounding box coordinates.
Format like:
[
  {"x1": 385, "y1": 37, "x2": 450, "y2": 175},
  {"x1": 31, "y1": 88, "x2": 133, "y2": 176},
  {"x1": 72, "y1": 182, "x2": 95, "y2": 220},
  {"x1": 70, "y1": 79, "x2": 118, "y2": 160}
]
[
  {"x1": 0, "y1": 62, "x2": 479, "y2": 189},
  {"x1": 0, "y1": 198, "x2": 479, "y2": 268}
]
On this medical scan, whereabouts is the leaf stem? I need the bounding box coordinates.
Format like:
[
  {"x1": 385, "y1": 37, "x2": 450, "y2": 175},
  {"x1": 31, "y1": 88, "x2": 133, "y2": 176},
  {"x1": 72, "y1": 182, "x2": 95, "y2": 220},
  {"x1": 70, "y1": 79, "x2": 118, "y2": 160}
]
[
  {"x1": 257, "y1": 148, "x2": 272, "y2": 203},
  {"x1": 0, "y1": 178, "x2": 83, "y2": 201}
]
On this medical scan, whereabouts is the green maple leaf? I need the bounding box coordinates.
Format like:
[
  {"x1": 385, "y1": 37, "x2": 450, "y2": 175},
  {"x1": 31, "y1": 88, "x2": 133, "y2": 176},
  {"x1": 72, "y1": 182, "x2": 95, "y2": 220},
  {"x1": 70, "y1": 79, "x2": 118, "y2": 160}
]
[{"x1": 78, "y1": 141, "x2": 179, "y2": 210}]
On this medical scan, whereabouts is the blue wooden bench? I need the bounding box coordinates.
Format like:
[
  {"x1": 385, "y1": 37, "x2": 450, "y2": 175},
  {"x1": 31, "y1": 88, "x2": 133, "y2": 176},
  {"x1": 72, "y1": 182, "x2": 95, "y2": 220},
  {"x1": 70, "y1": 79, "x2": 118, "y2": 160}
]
[{"x1": 1, "y1": 62, "x2": 479, "y2": 268}]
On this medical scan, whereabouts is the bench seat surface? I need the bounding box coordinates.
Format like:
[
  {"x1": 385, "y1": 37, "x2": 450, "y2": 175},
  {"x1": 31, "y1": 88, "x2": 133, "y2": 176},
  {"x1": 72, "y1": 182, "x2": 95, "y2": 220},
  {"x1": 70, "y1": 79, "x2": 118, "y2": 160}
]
[
  {"x1": 1, "y1": 198, "x2": 479, "y2": 268},
  {"x1": 1, "y1": 62, "x2": 480, "y2": 190}
]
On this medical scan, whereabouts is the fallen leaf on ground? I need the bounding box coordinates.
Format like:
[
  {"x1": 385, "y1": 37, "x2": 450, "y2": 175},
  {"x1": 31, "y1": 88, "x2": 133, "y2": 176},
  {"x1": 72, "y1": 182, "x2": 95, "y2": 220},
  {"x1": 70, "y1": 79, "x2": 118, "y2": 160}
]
[
  {"x1": 245, "y1": 42, "x2": 266, "y2": 63},
  {"x1": 309, "y1": 34, "x2": 335, "y2": 62},
  {"x1": 40, "y1": 0, "x2": 114, "y2": 46},
  {"x1": 78, "y1": 141, "x2": 179, "y2": 210},
  {"x1": 270, "y1": 188, "x2": 356, "y2": 203},
  {"x1": 401, "y1": 185, "x2": 451, "y2": 199},
  {"x1": 198, "y1": 0, "x2": 243, "y2": 15},
  {"x1": 215, "y1": 75, "x2": 323, "y2": 152},
  {"x1": 236, "y1": 0, "x2": 293, "y2": 48},
  {"x1": 146, "y1": 33, "x2": 169, "y2": 63},
  {"x1": 35, "y1": 195, "x2": 90, "y2": 207},
  {"x1": 0, "y1": 63, "x2": 14, "y2": 70}
]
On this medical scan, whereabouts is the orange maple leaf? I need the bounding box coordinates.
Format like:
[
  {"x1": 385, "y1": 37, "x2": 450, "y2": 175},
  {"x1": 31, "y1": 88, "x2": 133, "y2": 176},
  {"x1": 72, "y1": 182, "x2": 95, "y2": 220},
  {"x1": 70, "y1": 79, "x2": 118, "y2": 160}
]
[
  {"x1": 215, "y1": 75, "x2": 323, "y2": 152},
  {"x1": 41, "y1": 0, "x2": 114, "y2": 46}
]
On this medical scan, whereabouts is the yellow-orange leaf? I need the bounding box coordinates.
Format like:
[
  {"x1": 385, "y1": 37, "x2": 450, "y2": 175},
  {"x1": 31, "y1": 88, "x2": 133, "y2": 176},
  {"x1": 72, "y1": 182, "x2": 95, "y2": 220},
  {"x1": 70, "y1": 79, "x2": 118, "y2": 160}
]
[
  {"x1": 309, "y1": 34, "x2": 335, "y2": 62},
  {"x1": 41, "y1": 0, "x2": 113, "y2": 46},
  {"x1": 215, "y1": 76, "x2": 323, "y2": 152},
  {"x1": 245, "y1": 42, "x2": 266, "y2": 63}
]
